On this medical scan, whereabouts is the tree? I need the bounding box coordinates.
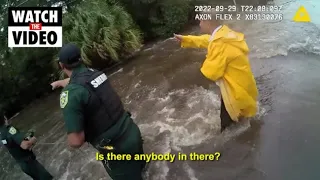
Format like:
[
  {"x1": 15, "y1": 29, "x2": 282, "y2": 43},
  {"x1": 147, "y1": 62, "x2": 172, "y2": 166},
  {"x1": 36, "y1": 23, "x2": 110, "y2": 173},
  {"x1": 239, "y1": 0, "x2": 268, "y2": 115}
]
[
  {"x1": 114, "y1": 0, "x2": 194, "y2": 39},
  {"x1": 0, "y1": 0, "x2": 63, "y2": 116},
  {"x1": 62, "y1": 0, "x2": 142, "y2": 69}
]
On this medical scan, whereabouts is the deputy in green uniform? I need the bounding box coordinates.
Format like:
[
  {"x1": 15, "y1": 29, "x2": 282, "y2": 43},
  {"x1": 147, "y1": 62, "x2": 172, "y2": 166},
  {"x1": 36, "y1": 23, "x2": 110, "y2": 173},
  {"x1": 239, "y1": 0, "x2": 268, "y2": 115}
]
[
  {"x1": 0, "y1": 110, "x2": 53, "y2": 180},
  {"x1": 51, "y1": 43, "x2": 146, "y2": 180}
]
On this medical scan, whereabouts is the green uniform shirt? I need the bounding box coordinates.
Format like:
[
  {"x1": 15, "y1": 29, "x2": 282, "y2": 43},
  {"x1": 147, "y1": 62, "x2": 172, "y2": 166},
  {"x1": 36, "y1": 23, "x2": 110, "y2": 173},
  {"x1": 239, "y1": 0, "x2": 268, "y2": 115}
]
[
  {"x1": 0, "y1": 125, "x2": 34, "y2": 160},
  {"x1": 60, "y1": 66, "x2": 90, "y2": 134}
]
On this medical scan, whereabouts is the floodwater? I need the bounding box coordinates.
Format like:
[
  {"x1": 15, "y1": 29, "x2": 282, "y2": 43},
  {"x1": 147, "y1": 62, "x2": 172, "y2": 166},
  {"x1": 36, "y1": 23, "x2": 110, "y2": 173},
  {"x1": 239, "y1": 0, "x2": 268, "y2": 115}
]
[{"x1": 1, "y1": 0, "x2": 320, "y2": 179}]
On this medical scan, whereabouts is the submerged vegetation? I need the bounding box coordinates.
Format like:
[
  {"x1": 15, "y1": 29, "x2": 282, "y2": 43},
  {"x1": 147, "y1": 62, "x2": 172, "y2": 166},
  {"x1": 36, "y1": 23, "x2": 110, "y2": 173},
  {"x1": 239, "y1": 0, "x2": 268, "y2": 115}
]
[{"x1": 0, "y1": 0, "x2": 208, "y2": 117}]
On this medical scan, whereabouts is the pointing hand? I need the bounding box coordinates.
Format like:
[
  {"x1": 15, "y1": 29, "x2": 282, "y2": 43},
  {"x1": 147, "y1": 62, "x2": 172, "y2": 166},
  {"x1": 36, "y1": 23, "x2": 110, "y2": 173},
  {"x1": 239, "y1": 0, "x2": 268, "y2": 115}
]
[
  {"x1": 173, "y1": 33, "x2": 182, "y2": 41},
  {"x1": 50, "y1": 81, "x2": 60, "y2": 90},
  {"x1": 50, "y1": 78, "x2": 70, "y2": 90}
]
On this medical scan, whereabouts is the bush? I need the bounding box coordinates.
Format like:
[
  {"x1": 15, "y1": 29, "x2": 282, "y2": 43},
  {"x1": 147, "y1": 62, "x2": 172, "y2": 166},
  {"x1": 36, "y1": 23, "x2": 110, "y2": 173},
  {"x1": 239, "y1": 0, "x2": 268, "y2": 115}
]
[
  {"x1": 62, "y1": 0, "x2": 142, "y2": 69},
  {"x1": 115, "y1": 0, "x2": 194, "y2": 39},
  {"x1": 148, "y1": 0, "x2": 191, "y2": 38},
  {"x1": 0, "y1": 0, "x2": 205, "y2": 116},
  {"x1": 0, "y1": 48, "x2": 57, "y2": 117},
  {"x1": 0, "y1": 0, "x2": 62, "y2": 116}
]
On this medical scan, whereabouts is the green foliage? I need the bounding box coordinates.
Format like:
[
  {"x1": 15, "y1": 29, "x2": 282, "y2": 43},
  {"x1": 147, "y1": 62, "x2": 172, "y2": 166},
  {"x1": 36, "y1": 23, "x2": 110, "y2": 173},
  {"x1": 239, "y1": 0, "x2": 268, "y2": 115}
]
[
  {"x1": 115, "y1": 0, "x2": 194, "y2": 39},
  {"x1": 61, "y1": 0, "x2": 142, "y2": 69},
  {"x1": 0, "y1": 48, "x2": 57, "y2": 116},
  {"x1": 0, "y1": 0, "x2": 203, "y2": 117},
  {"x1": 0, "y1": 0, "x2": 72, "y2": 116},
  {"x1": 148, "y1": 0, "x2": 191, "y2": 38}
]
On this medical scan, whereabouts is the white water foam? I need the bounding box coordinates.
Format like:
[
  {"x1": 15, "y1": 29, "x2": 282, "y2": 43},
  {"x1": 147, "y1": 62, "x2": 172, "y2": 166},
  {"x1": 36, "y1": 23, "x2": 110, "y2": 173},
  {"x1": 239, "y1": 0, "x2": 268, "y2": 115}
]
[
  {"x1": 242, "y1": 0, "x2": 320, "y2": 59},
  {"x1": 139, "y1": 86, "x2": 265, "y2": 149},
  {"x1": 183, "y1": 162, "x2": 198, "y2": 180},
  {"x1": 147, "y1": 5, "x2": 320, "y2": 60},
  {"x1": 109, "y1": 68, "x2": 123, "y2": 77},
  {"x1": 130, "y1": 86, "x2": 266, "y2": 180}
]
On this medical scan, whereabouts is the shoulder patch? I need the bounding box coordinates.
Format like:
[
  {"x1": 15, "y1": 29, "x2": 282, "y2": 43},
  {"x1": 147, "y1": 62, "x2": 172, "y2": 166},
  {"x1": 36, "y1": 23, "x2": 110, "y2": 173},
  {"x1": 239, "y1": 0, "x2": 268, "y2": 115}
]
[
  {"x1": 8, "y1": 127, "x2": 17, "y2": 135},
  {"x1": 60, "y1": 91, "x2": 69, "y2": 108}
]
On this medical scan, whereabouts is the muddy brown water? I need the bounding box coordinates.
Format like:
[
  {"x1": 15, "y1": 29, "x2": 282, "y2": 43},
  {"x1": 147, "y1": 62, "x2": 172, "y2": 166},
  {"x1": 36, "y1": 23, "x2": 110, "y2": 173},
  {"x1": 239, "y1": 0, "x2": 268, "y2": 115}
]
[{"x1": 1, "y1": 0, "x2": 320, "y2": 179}]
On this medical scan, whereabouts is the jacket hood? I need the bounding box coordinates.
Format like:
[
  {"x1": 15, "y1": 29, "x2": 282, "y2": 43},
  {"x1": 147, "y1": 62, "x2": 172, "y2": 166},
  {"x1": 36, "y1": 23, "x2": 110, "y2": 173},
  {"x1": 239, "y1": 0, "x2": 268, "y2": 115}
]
[{"x1": 212, "y1": 25, "x2": 249, "y2": 54}]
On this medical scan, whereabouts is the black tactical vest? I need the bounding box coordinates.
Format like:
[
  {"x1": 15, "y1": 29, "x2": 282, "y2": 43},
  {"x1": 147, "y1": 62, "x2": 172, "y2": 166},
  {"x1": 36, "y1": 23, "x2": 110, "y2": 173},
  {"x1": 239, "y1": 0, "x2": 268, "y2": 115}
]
[{"x1": 69, "y1": 68, "x2": 125, "y2": 143}]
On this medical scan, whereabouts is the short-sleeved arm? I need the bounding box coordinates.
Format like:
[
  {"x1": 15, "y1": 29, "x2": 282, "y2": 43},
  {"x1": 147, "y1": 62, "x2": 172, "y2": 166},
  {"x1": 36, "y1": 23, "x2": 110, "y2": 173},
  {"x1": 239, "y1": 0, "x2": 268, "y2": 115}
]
[
  {"x1": 7, "y1": 126, "x2": 25, "y2": 145},
  {"x1": 60, "y1": 84, "x2": 89, "y2": 134}
]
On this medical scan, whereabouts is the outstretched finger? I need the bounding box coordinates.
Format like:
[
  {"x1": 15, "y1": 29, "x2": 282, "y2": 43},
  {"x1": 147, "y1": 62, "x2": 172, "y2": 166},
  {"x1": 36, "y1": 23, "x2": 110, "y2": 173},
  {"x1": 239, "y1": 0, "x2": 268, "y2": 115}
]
[
  {"x1": 173, "y1": 35, "x2": 180, "y2": 41},
  {"x1": 50, "y1": 83, "x2": 57, "y2": 90}
]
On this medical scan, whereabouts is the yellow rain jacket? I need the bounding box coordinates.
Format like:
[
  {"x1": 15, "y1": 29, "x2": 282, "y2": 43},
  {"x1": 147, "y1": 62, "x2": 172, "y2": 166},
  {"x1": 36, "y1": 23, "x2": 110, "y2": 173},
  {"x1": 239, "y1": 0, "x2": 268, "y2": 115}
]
[{"x1": 181, "y1": 25, "x2": 258, "y2": 121}]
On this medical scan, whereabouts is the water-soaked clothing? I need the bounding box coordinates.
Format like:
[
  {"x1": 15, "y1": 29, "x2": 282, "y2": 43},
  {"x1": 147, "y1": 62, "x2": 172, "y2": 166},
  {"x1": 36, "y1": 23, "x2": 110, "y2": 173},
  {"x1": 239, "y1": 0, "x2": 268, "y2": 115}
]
[{"x1": 220, "y1": 97, "x2": 235, "y2": 132}]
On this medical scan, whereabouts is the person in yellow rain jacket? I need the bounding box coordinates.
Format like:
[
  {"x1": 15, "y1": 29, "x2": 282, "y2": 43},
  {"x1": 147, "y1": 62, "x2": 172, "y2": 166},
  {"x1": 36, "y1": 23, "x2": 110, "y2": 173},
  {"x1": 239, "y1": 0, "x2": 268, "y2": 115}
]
[{"x1": 174, "y1": 14, "x2": 258, "y2": 132}]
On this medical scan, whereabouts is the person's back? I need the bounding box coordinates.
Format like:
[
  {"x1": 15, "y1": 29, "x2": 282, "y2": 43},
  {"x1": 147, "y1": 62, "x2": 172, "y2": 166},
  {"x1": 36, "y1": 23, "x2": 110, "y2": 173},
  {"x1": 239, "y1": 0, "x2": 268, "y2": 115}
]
[
  {"x1": 174, "y1": 16, "x2": 258, "y2": 131},
  {"x1": 54, "y1": 43, "x2": 146, "y2": 180},
  {"x1": 63, "y1": 66, "x2": 125, "y2": 142},
  {"x1": 200, "y1": 25, "x2": 258, "y2": 119}
]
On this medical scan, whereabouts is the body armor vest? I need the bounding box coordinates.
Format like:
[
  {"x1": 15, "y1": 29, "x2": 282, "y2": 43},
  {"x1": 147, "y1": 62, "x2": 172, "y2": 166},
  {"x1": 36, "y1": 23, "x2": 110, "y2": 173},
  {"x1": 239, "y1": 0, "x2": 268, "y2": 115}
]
[{"x1": 69, "y1": 68, "x2": 125, "y2": 143}]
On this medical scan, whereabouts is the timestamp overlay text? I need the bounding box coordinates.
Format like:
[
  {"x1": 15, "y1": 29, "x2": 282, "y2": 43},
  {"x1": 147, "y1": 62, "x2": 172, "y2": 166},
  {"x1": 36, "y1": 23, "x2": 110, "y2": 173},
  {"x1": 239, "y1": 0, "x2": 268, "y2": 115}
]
[{"x1": 194, "y1": 5, "x2": 284, "y2": 21}]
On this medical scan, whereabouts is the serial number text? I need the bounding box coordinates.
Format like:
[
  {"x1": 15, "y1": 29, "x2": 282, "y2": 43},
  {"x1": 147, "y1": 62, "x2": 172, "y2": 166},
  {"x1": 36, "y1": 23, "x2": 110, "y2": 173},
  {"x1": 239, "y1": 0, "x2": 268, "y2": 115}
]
[{"x1": 244, "y1": 13, "x2": 283, "y2": 20}]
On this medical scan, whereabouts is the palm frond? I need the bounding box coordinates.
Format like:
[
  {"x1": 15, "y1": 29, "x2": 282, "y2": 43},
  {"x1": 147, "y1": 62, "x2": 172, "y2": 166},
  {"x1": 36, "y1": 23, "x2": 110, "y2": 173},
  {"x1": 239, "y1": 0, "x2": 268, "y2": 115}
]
[{"x1": 62, "y1": 0, "x2": 141, "y2": 69}]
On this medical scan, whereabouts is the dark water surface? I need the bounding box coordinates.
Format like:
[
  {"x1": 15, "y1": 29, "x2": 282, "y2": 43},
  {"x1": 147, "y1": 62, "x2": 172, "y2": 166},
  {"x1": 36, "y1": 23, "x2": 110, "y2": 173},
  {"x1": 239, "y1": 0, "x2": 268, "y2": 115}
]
[{"x1": 1, "y1": 0, "x2": 320, "y2": 179}]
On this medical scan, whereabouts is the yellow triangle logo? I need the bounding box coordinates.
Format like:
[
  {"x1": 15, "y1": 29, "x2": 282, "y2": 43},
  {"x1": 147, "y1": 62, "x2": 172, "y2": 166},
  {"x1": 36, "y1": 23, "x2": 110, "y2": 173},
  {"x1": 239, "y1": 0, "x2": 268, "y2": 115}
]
[{"x1": 293, "y1": 6, "x2": 311, "y2": 22}]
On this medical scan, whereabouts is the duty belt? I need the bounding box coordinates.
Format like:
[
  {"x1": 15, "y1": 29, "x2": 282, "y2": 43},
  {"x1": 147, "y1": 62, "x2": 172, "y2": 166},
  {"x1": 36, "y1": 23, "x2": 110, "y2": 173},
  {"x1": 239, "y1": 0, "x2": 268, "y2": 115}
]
[{"x1": 93, "y1": 111, "x2": 132, "y2": 150}]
